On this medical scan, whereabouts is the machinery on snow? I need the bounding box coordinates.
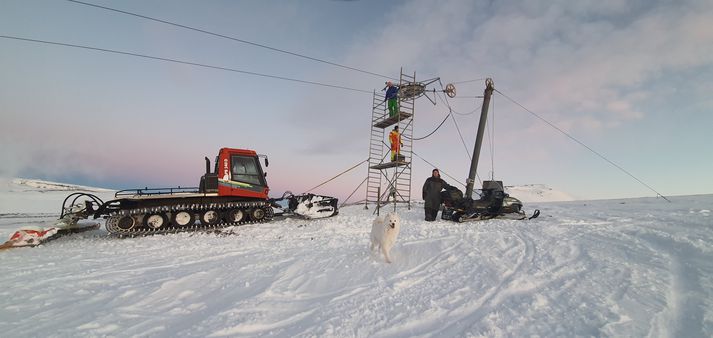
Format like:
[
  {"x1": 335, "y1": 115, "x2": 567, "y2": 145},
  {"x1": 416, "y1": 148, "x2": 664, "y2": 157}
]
[
  {"x1": 439, "y1": 181, "x2": 539, "y2": 222},
  {"x1": 57, "y1": 148, "x2": 338, "y2": 236}
]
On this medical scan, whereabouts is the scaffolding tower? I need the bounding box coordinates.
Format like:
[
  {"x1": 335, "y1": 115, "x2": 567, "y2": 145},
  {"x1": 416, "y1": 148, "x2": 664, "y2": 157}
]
[{"x1": 365, "y1": 69, "x2": 416, "y2": 209}]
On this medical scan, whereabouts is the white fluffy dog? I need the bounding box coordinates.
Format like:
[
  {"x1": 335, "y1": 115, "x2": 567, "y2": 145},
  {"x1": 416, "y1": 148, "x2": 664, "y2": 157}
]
[{"x1": 370, "y1": 212, "x2": 401, "y2": 263}]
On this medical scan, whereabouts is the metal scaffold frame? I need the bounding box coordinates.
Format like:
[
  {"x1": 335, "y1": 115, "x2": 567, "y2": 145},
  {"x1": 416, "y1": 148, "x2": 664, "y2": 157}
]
[{"x1": 365, "y1": 68, "x2": 415, "y2": 210}]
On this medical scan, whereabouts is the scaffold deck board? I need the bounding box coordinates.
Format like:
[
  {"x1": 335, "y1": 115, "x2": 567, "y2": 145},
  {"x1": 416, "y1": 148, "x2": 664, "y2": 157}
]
[
  {"x1": 369, "y1": 161, "x2": 410, "y2": 170},
  {"x1": 373, "y1": 112, "x2": 413, "y2": 128}
]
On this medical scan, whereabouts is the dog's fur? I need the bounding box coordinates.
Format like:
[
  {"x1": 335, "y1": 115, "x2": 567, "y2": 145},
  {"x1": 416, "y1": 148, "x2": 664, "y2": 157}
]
[{"x1": 370, "y1": 212, "x2": 401, "y2": 263}]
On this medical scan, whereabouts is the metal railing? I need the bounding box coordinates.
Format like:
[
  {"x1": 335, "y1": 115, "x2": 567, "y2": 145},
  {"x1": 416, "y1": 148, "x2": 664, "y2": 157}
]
[{"x1": 115, "y1": 186, "x2": 200, "y2": 198}]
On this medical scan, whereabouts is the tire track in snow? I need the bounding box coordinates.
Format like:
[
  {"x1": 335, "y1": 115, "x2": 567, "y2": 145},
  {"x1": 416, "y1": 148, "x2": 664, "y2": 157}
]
[
  {"x1": 303, "y1": 235, "x2": 468, "y2": 337},
  {"x1": 441, "y1": 225, "x2": 537, "y2": 333},
  {"x1": 636, "y1": 230, "x2": 710, "y2": 338},
  {"x1": 390, "y1": 235, "x2": 465, "y2": 289},
  {"x1": 425, "y1": 222, "x2": 590, "y2": 336},
  {"x1": 248, "y1": 232, "x2": 473, "y2": 337},
  {"x1": 372, "y1": 223, "x2": 539, "y2": 337}
]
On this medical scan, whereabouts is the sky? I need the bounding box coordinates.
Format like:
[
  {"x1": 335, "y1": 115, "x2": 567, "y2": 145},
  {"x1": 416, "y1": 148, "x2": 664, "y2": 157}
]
[{"x1": 1, "y1": 0, "x2": 712, "y2": 201}]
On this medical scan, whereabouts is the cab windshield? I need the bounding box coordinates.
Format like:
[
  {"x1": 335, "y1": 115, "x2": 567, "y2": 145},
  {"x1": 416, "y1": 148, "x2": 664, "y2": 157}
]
[{"x1": 231, "y1": 155, "x2": 264, "y2": 186}]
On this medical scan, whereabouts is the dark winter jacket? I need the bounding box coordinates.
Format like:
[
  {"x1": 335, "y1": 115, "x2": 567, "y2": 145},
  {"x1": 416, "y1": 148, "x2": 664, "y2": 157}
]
[
  {"x1": 422, "y1": 177, "x2": 450, "y2": 209},
  {"x1": 385, "y1": 86, "x2": 399, "y2": 100}
]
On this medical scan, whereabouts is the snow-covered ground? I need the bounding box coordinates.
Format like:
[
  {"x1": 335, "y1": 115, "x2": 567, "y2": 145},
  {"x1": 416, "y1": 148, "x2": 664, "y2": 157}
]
[{"x1": 0, "y1": 180, "x2": 711, "y2": 337}]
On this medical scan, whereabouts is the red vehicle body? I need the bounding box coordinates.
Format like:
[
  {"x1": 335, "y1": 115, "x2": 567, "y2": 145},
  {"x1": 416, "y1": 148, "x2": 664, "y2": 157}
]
[
  {"x1": 59, "y1": 147, "x2": 338, "y2": 236},
  {"x1": 213, "y1": 148, "x2": 270, "y2": 199}
]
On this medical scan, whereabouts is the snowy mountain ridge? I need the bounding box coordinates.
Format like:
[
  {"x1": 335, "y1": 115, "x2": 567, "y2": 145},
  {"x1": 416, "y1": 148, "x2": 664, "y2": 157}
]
[
  {"x1": 4, "y1": 178, "x2": 573, "y2": 203},
  {"x1": 6, "y1": 178, "x2": 112, "y2": 193},
  {"x1": 0, "y1": 178, "x2": 115, "y2": 215},
  {"x1": 504, "y1": 183, "x2": 574, "y2": 202}
]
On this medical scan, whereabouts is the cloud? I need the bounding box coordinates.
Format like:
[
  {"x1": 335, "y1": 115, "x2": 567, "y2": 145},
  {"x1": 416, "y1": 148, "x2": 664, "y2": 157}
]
[
  {"x1": 319, "y1": 0, "x2": 713, "y2": 198},
  {"x1": 466, "y1": 0, "x2": 713, "y2": 127},
  {"x1": 3, "y1": 0, "x2": 711, "y2": 199}
]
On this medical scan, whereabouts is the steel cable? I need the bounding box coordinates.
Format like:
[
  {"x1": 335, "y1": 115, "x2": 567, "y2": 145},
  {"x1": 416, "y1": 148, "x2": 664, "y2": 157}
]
[
  {"x1": 304, "y1": 159, "x2": 368, "y2": 193},
  {"x1": 0, "y1": 35, "x2": 373, "y2": 94},
  {"x1": 67, "y1": 0, "x2": 399, "y2": 81},
  {"x1": 494, "y1": 88, "x2": 670, "y2": 202}
]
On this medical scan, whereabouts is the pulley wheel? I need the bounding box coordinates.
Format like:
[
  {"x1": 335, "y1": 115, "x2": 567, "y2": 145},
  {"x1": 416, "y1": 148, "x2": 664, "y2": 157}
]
[
  {"x1": 445, "y1": 83, "x2": 456, "y2": 98},
  {"x1": 398, "y1": 82, "x2": 426, "y2": 99}
]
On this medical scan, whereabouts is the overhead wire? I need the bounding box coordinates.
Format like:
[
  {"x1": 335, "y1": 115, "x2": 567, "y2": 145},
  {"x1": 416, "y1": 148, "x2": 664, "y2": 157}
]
[
  {"x1": 489, "y1": 96, "x2": 496, "y2": 180},
  {"x1": 403, "y1": 112, "x2": 450, "y2": 141},
  {"x1": 0, "y1": 35, "x2": 373, "y2": 94},
  {"x1": 412, "y1": 151, "x2": 466, "y2": 188},
  {"x1": 452, "y1": 106, "x2": 480, "y2": 116},
  {"x1": 448, "y1": 107, "x2": 472, "y2": 161},
  {"x1": 451, "y1": 95, "x2": 484, "y2": 99},
  {"x1": 464, "y1": 80, "x2": 496, "y2": 182},
  {"x1": 435, "y1": 81, "x2": 485, "y2": 185},
  {"x1": 435, "y1": 85, "x2": 471, "y2": 161},
  {"x1": 402, "y1": 90, "x2": 480, "y2": 140},
  {"x1": 451, "y1": 78, "x2": 487, "y2": 85},
  {"x1": 494, "y1": 88, "x2": 671, "y2": 202},
  {"x1": 403, "y1": 99, "x2": 478, "y2": 142},
  {"x1": 67, "y1": 0, "x2": 399, "y2": 81},
  {"x1": 340, "y1": 177, "x2": 368, "y2": 208},
  {"x1": 304, "y1": 158, "x2": 368, "y2": 193}
]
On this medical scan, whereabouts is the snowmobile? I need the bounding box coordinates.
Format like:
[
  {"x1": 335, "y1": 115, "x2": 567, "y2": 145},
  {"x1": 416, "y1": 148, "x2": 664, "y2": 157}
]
[
  {"x1": 57, "y1": 147, "x2": 339, "y2": 236},
  {"x1": 440, "y1": 181, "x2": 538, "y2": 222},
  {"x1": 270, "y1": 191, "x2": 339, "y2": 219}
]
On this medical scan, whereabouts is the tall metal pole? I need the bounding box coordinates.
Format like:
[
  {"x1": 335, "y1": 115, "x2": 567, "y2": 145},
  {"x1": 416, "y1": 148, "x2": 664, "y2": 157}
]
[{"x1": 465, "y1": 78, "x2": 494, "y2": 198}]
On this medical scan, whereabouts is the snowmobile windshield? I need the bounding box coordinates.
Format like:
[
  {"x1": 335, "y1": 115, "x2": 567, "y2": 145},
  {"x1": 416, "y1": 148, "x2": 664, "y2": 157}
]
[{"x1": 230, "y1": 155, "x2": 265, "y2": 186}]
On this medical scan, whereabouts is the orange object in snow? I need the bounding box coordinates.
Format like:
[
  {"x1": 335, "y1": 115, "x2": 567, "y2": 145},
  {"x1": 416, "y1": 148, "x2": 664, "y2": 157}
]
[{"x1": 0, "y1": 227, "x2": 59, "y2": 250}]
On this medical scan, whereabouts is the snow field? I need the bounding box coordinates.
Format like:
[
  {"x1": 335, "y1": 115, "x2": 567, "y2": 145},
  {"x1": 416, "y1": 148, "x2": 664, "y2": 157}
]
[{"x1": 1, "y1": 194, "x2": 712, "y2": 337}]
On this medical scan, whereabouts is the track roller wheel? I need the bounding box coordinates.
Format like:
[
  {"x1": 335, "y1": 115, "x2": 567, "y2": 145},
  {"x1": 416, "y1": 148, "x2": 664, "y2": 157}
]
[
  {"x1": 200, "y1": 210, "x2": 221, "y2": 225},
  {"x1": 117, "y1": 215, "x2": 136, "y2": 230},
  {"x1": 172, "y1": 210, "x2": 195, "y2": 227},
  {"x1": 250, "y1": 208, "x2": 266, "y2": 221},
  {"x1": 144, "y1": 213, "x2": 169, "y2": 229},
  {"x1": 225, "y1": 209, "x2": 245, "y2": 223}
]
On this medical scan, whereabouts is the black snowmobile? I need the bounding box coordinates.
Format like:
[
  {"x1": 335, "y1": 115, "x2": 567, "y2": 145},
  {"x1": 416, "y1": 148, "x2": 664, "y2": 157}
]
[{"x1": 440, "y1": 181, "x2": 537, "y2": 222}]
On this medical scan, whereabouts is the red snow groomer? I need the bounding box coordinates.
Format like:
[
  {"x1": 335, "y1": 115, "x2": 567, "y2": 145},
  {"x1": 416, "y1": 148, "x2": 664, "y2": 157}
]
[{"x1": 58, "y1": 148, "x2": 338, "y2": 236}]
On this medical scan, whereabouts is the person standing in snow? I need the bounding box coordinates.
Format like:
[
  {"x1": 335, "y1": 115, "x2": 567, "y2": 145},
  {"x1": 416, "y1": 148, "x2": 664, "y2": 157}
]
[
  {"x1": 384, "y1": 81, "x2": 399, "y2": 117},
  {"x1": 422, "y1": 169, "x2": 450, "y2": 221},
  {"x1": 389, "y1": 125, "x2": 403, "y2": 162}
]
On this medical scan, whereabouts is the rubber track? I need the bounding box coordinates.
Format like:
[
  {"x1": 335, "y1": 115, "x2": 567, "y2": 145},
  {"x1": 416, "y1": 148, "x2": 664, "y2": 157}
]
[{"x1": 104, "y1": 201, "x2": 274, "y2": 237}]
